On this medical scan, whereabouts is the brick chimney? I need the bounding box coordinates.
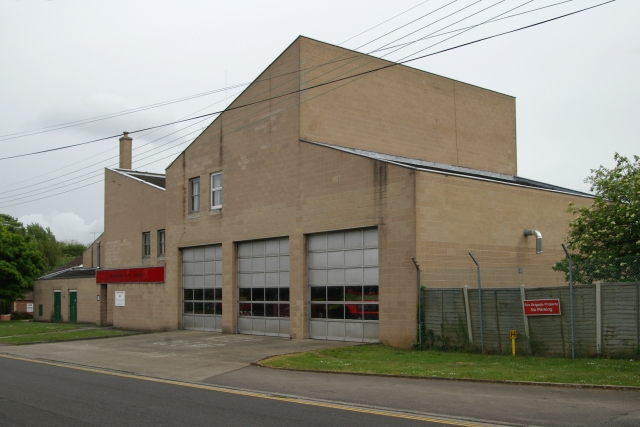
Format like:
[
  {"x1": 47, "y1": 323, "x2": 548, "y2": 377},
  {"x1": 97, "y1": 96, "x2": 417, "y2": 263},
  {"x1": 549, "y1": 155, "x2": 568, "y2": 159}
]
[{"x1": 119, "y1": 132, "x2": 132, "y2": 169}]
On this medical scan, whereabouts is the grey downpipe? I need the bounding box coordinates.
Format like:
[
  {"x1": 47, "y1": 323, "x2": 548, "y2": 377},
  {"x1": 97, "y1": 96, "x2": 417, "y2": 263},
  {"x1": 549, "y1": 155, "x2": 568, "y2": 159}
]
[
  {"x1": 96, "y1": 242, "x2": 101, "y2": 269},
  {"x1": 411, "y1": 258, "x2": 422, "y2": 347},
  {"x1": 524, "y1": 229, "x2": 542, "y2": 254}
]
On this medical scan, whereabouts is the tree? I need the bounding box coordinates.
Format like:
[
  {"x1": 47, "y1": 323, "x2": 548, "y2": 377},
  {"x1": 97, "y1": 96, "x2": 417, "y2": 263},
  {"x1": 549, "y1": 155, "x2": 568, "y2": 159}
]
[
  {"x1": 58, "y1": 240, "x2": 87, "y2": 258},
  {"x1": 0, "y1": 215, "x2": 47, "y2": 304},
  {"x1": 58, "y1": 240, "x2": 88, "y2": 265},
  {"x1": 554, "y1": 153, "x2": 640, "y2": 283},
  {"x1": 26, "y1": 223, "x2": 60, "y2": 270}
]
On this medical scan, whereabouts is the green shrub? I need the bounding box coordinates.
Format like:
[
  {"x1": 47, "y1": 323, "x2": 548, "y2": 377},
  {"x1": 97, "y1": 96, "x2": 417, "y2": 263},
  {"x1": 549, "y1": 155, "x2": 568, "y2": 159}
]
[{"x1": 10, "y1": 312, "x2": 33, "y2": 320}]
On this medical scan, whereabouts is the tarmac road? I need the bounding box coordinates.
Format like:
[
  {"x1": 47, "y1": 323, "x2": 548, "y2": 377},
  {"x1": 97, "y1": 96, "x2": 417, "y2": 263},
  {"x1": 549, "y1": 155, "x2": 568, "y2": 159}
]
[
  {"x1": 0, "y1": 356, "x2": 494, "y2": 427},
  {"x1": 2, "y1": 331, "x2": 639, "y2": 427}
]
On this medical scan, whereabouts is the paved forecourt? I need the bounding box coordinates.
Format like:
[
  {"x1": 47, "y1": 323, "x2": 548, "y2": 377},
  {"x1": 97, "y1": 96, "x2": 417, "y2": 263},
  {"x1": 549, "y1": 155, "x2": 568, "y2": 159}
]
[{"x1": 0, "y1": 330, "x2": 352, "y2": 381}]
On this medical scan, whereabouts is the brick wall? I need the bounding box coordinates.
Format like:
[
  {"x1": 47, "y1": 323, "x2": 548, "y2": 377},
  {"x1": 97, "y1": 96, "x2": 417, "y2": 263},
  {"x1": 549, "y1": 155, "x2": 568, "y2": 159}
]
[
  {"x1": 33, "y1": 278, "x2": 98, "y2": 324},
  {"x1": 414, "y1": 171, "x2": 593, "y2": 288},
  {"x1": 99, "y1": 169, "x2": 168, "y2": 330},
  {"x1": 298, "y1": 37, "x2": 517, "y2": 175}
]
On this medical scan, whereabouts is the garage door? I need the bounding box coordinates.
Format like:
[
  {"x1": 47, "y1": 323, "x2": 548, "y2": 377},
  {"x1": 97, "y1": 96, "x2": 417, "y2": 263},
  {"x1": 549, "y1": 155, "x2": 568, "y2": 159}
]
[
  {"x1": 308, "y1": 228, "x2": 379, "y2": 343},
  {"x1": 182, "y1": 245, "x2": 222, "y2": 332},
  {"x1": 237, "y1": 237, "x2": 290, "y2": 337}
]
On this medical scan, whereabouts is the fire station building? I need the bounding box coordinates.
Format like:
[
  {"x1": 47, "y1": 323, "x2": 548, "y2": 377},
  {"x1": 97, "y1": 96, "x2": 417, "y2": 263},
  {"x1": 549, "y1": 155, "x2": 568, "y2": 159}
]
[{"x1": 33, "y1": 37, "x2": 591, "y2": 348}]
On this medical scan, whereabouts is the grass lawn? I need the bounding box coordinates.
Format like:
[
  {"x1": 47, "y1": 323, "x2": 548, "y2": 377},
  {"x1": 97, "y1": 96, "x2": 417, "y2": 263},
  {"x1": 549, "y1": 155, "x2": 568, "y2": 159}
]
[
  {"x1": 0, "y1": 321, "x2": 84, "y2": 337},
  {"x1": 260, "y1": 344, "x2": 640, "y2": 387},
  {"x1": 0, "y1": 321, "x2": 137, "y2": 344}
]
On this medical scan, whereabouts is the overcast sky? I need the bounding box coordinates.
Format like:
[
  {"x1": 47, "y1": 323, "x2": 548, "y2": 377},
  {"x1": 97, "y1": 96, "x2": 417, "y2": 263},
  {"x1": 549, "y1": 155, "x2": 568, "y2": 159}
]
[{"x1": 0, "y1": 0, "x2": 637, "y2": 243}]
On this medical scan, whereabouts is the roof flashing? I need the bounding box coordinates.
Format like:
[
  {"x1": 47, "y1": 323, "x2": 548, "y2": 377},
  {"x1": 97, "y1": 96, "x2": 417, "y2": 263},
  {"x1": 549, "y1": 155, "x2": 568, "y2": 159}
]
[{"x1": 300, "y1": 139, "x2": 592, "y2": 198}]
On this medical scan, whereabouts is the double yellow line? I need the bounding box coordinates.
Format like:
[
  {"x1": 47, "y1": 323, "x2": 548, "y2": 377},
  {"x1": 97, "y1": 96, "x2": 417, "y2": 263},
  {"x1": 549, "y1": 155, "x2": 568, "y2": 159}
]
[{"x1": 0, "y1": 353, "x2": 503, "y2": 427}]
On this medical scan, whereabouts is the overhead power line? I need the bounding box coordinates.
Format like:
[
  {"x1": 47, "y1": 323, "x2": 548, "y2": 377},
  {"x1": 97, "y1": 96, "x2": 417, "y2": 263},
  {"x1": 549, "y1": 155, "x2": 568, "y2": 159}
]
[
  {"x1": 371, "y1": 0, "x2": 579, "y2": 52},
  {"x1": 0, "y1": 0, "x2": 615, "y2": 163},
  {"x1": 0, "y1": 83, "x2": 249, "y2": 142},
  {"x1": 0, "y1": 0, "x2": 537, "y2": 207},
  {"x1": 0, "y1": 116, "x2": 214, "y2": 195},
  {"x1": 1, "y1": 0, "x2": 473, "y2": 207},
  {"x1": 0, "y1": 0, "x2": 617, "y2": 209},
  {"x1": 340, "y1": 0, "x2": 433, "y2": 45},
  {"x1": 0, "y1": 139, "x2": 196, "y2": 209},
  {"x1": 0, "y1": 126, "x2": 205, "y2": 201}
]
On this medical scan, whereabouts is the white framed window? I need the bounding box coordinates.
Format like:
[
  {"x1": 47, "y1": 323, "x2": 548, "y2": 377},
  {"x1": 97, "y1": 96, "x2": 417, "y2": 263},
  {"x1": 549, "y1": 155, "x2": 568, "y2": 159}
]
[
  {"x1": 158, "y1": 230, "x2": 165, "y2": 256},
  {"x1": 190, "y1": 177, "x2": 200, "y2": 212},
  {"x1": 142, "y1": 232, "x2": 151, "y2": 257},
  {"x1": 211, "y1": 172, "x2": 222, "y2": 209}
]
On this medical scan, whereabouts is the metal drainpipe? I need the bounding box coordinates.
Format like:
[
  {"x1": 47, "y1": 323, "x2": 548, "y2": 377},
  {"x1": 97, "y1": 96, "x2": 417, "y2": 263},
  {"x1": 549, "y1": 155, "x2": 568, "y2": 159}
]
[
  {"x1": 96, "y1": 242, "x2": 101, "y2": 269},
  {"x1": 411, "y1": 258, "x2": 422, "y2": 347},
  {"x1": 524, "y1": 229, "x2": 542, "y2": 254}
]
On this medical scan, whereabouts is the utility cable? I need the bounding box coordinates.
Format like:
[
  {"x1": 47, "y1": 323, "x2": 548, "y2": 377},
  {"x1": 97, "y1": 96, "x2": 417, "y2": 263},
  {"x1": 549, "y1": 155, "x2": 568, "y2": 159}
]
[
  {"x1": 172, "y1": 0, "x2": 602, "y2": 161},
  {"x1": 0, "y1": 1, "x2": 457, "y2": 160},
  {"x1": 0, "y1": 83, "x2": 249, "y2": 142},
  {"x1": 372, "y1": 0, "x2": 578, "y2": 52},
  {"x1": 340, "y1": 0, "x2": 433, "y2": 45},
  {"x1": 0, "y1": 126, "x2": 205, "y2": 200},
  {"x1": 3, "y1": 0, "x2": 611, "y2": 163},
  {"x1": 0, "y1": 0, "x2": 614, "y2": 208},
  {"x1": 1, "y1": 1, "x2": 469, "y2": 205},
  {"x1": 0, "y1": 115, "x2": 213, "y2": 195},
  {"x1": 0, "y1": 138, "x2": 196, "y2": 209}
]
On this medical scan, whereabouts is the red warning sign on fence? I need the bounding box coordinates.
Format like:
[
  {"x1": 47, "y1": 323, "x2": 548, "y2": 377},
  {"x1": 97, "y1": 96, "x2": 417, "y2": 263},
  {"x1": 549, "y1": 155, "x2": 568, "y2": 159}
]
[{"x1": 523, "y1": 299, "x2": 561, "y2": 316}]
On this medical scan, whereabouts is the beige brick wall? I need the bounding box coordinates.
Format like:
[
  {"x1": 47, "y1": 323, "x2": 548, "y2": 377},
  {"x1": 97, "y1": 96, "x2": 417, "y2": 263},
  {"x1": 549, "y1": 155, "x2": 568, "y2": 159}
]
[
  {"x1": 99, "y1": 169, "x2": 167, "y2": 330},
  {"x1": 414, "y1": 171, "x2": 593, "y2": 288},
  {"x1": 83, "y1": 232, "x2": 104, "y2": 268},
  {"x1": 103, "y1": 169, "x2": 166, "y2": 269},
  {"x1": 109, "y1": 283, "x2": 175, "y2": 331},
  {"x1": 33, "y1": 278, "x2": 98, "y2": 324},
  {"x1": 163, "y1": 37, "x2": 418, "y2": 346},
  {"x1": 298, "y1": 37, "x2": 517, "y2": 175}
]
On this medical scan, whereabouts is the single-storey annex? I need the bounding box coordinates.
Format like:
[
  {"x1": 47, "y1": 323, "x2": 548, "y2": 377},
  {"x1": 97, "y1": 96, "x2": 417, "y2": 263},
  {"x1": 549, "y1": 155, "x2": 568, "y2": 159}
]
[{"x1": 33, "y1": 36, "x2": 592, "y2": 348}]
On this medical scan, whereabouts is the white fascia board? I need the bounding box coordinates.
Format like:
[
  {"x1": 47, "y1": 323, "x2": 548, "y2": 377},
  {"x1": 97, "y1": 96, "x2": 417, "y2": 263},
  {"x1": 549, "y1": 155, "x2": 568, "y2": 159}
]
[{"x1": 108, "y1": 168, "x2": 165, "y2": 191}]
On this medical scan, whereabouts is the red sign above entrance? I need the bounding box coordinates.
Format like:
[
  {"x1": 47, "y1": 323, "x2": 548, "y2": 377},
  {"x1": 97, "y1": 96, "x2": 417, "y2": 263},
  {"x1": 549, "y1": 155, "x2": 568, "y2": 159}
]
[
  {"x1": 96, "y1": 266, "x2": 165, "y2": 284},
  {"x1": 523, "y1": 299, "x2": 561, "y2": 316}
]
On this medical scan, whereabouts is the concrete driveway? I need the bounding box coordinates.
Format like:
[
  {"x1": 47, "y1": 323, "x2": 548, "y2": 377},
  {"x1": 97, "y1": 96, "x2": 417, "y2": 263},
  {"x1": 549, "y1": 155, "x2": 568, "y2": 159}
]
[{"x1": 0, "y1": 330, "x2": 352, "y2": 381}]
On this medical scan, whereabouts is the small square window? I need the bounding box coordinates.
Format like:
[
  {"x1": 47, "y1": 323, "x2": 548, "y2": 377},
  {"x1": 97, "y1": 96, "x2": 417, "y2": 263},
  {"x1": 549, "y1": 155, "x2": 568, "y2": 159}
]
[
  {"x1": 158, "y1": 230, "x2": 165, "y2": 256},
  {"x1": 211, "y1": 172, "x2": 222, "y2": 209},
  {"x1": 142, "y1": 232, "x2": 151, "y2": 257},
  {"x1": 190, "y1": 177, "x2": 200, "y2": 212}
]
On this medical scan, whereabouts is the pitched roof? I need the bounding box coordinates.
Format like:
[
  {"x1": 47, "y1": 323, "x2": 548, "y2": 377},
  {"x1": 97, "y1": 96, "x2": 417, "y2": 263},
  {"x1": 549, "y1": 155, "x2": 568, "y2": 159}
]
[
  {"x1": 301, "y1": 139, "x2": 592, "y2": 198},
  {"x1": 37, "y1": 267, "x2": 96, "y2": 281},
  {"x1": 111, "y1": 168, "x2": 166, "y2": 190},
  {"x1": 45, "y1": 255, "x2": 84, "y2": 276}
]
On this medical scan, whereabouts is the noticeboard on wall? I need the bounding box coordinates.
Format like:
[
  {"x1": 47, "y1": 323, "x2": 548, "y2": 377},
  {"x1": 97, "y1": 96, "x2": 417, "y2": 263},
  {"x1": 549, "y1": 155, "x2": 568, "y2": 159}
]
[{"x1": 115, "y1": 291, "x2": 125, "y2": 307}]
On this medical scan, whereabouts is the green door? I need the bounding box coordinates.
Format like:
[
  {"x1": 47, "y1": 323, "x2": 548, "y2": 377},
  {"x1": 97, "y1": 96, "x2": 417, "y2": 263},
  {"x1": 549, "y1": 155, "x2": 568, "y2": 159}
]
[
  {"x1": 69, "y1": 291, "x2": 77, "y2": 323},
  {"x1": 53, "y1": 291, "x2": 62, "y2": 322}
]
